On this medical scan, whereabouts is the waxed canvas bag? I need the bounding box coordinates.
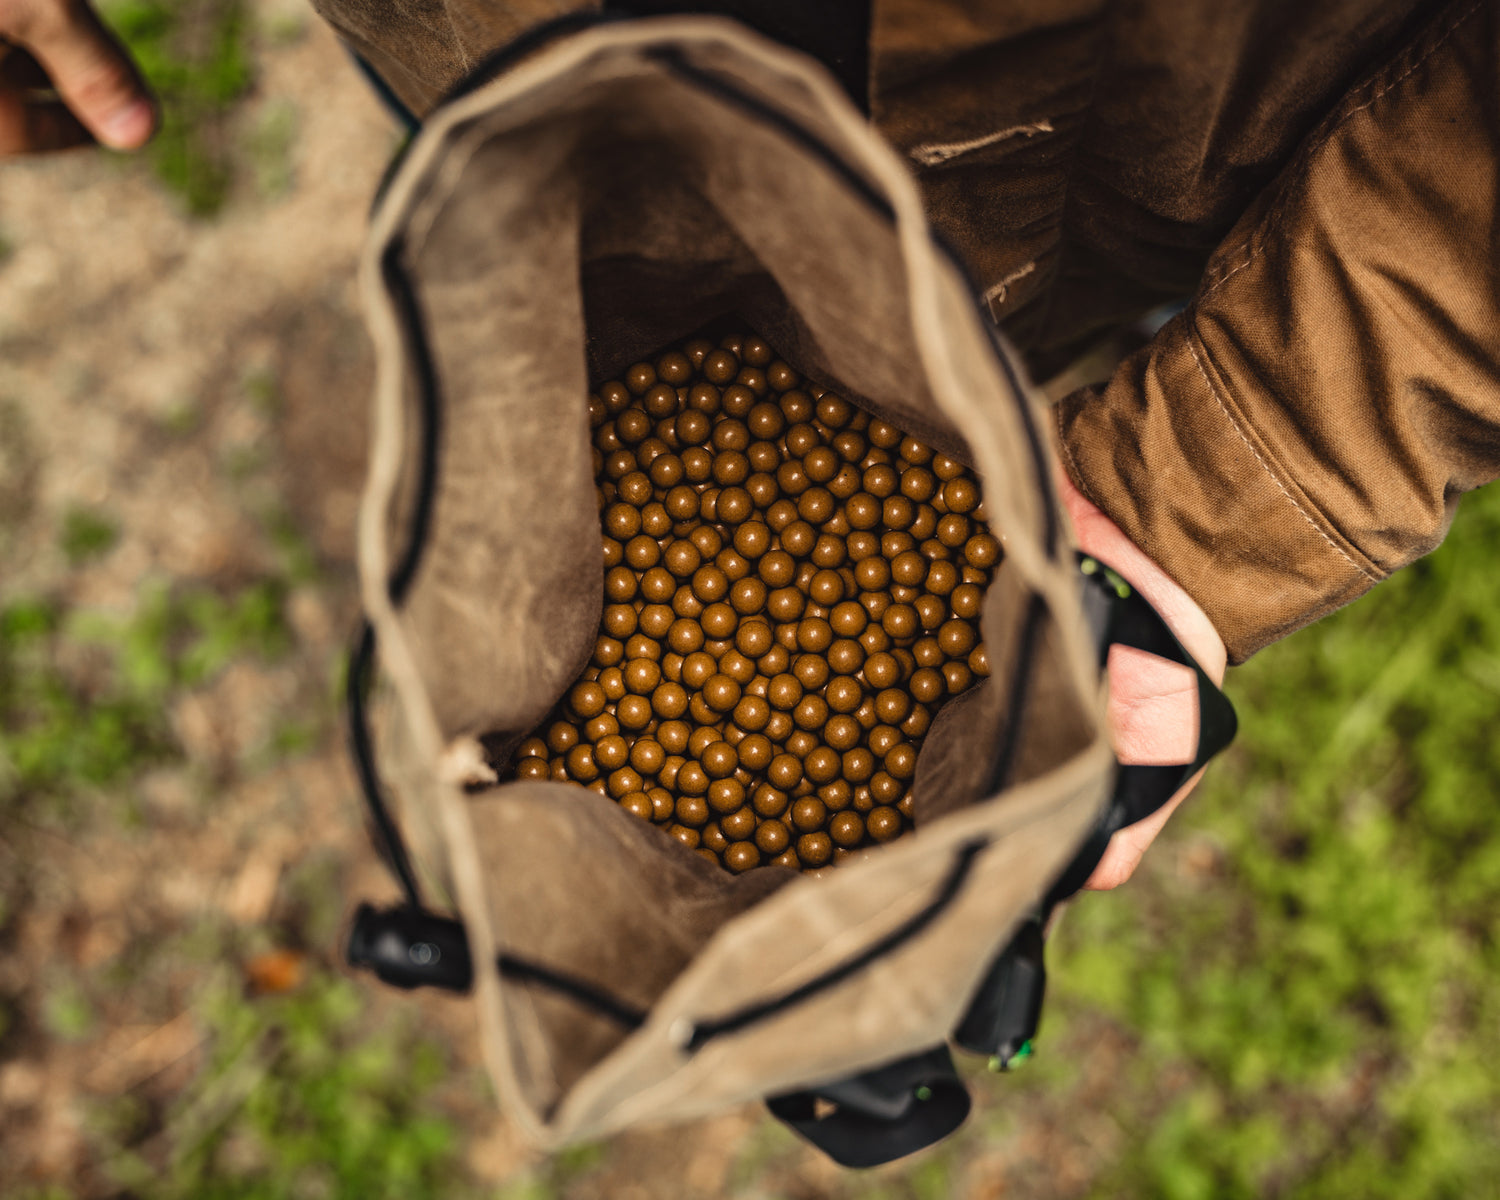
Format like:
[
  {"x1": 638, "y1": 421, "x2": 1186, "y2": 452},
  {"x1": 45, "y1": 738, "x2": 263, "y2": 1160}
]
[{"x1": 341, "y1": 13, "x2": 1234, "y2": 1167}]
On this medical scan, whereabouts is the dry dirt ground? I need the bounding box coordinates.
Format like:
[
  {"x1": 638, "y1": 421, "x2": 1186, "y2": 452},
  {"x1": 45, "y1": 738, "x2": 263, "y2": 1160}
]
[{"x1": 0, "y1": 8, "x2": 1117, "y2": 1197}]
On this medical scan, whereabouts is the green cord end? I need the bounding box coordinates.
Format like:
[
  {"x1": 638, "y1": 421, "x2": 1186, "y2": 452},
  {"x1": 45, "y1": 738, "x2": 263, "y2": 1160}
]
[
  {"x1": 988, "y1": 1041, "x2": 1035, "y2": 1073},
  {"x1": 914, "y1": 1084, "x2": 933, "y2": 1102}
]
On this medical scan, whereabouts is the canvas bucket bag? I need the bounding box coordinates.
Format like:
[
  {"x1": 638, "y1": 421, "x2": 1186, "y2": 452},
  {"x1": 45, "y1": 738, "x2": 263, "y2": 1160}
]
[{"x1": 340, "y1": 13, "x2": 1236, "y2": 1167}]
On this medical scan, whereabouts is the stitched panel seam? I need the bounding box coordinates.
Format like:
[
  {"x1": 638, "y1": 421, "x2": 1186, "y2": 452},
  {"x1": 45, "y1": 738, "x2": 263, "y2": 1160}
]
[
  {"x1": 909, "y1": 119, "x2": 1055, "y2": 166},
  {"x1": 1196, "y1": 0, "x2": 1485, "y2": 305},
  {"x1": 1185, "y1": 330, "x2": 1381, "y2": 581}
]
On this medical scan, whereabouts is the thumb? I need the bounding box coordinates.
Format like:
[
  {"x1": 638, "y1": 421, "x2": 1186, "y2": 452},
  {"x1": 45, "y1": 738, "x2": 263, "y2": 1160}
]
[{"x1": 12, "y1": 0, "x2": 155, "y2": 148}]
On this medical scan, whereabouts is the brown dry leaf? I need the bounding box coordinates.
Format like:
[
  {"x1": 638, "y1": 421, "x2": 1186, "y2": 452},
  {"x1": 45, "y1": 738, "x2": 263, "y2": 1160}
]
[{"x1": 244, "y1": 949, "x2": 306, "y2": 995}]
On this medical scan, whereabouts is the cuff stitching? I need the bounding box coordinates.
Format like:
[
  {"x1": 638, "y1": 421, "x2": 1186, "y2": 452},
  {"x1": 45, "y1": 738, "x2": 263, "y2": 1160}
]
[{"x1": 1185, "y1": 331, "x2": 1381, "y2": 583}]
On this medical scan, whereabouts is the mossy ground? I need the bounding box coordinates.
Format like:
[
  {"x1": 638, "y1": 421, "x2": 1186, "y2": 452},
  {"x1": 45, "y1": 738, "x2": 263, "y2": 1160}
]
[{"x1": 3, "y1": 2, "x2": 1498, "y2": 1194}]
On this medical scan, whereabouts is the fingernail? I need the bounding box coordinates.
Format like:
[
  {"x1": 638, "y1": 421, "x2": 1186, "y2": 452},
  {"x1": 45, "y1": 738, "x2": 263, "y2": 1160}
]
[{"x1": 99, "y1": 98, "x2": 155, "y2": 149}]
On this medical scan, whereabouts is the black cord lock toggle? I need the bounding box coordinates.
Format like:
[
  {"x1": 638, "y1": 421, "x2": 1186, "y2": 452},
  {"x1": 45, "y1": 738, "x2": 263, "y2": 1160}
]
[{"x1": 346, "y1": 903, "x2": 474, "y2": 992}]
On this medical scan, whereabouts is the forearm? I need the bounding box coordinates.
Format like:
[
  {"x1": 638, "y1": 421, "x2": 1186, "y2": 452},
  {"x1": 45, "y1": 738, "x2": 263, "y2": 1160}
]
[{"x1": 1056, "y1": 0, "x2": 1500, "y2": 662}]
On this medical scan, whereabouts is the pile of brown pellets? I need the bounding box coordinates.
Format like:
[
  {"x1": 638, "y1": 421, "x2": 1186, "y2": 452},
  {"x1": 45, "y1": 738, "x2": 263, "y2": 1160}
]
[{"x1": 506, "y1": 331, "x2": 1000, "y2": 873}]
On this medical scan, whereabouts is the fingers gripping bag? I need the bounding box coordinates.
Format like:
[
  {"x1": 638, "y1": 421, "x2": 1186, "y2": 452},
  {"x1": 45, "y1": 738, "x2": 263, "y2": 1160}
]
[{"x1": 341, "y1": 13, "x2": 1235, "y2": 1169}]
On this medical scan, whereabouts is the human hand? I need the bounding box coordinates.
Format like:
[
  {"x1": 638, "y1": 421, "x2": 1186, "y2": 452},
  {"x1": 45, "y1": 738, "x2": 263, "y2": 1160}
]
[
  {"x1": 1055, "y1": 464, "x2": 1228, "y2": 890},
  {"x1": 0, "y1": 0, "x2": 155, "y2": 154}
]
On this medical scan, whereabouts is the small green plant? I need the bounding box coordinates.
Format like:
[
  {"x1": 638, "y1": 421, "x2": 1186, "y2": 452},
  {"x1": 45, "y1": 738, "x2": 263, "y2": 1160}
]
[
  {"x1": 104, "y1": 972, "x2": 466, "y2": 1199},
  {"x1": 0, "y1": 578, "x2": 293, "y2": 821},
  {"x1": 104, "y1": 0, "x2": 255, "y2": 216},
  {"x1": 60, "y1": 506, "x2": 121, "y2": 563}
]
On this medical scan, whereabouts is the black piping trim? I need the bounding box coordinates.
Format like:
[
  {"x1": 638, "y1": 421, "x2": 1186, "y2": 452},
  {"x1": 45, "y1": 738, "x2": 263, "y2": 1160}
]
[
  {"x1": 348, "y1": 622, "x2": 425, "y2": 910},
  {"x1": 498, "y1": 953, "x2": 648, "y2": 1028},
  {"x1": 685, "y1": 838, "x2": 988, "y2": 1049},
  {"x1": 380, "y1": 240, "x2": 443, "y2": 605}
]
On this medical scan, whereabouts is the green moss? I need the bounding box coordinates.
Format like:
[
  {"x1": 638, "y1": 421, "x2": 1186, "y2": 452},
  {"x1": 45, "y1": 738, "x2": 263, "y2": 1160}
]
[
  {"x1": 0, "y1": 578, "x2": 293, "y2": 821},
  {"x1": 100, "y1": 973, "x2": 467, "y2": 1199},
  {"x1": 59, "y1": 506, "x2": 121, "y2": 564},
  {"x1": 104, "y1": 0, "x2": 255, "y2": 216}
]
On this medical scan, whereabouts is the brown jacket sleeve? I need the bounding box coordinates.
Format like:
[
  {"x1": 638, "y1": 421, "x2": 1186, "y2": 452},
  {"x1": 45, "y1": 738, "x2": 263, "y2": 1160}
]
[{"x1": 1054, "y1": 0, "x2": 1500, "y2": 662}]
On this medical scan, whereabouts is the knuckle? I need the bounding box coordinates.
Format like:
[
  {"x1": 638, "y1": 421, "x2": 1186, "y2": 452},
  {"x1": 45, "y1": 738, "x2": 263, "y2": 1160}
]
[{"x1": 65, "y1": 54, "x2": 136, "y2": 109}]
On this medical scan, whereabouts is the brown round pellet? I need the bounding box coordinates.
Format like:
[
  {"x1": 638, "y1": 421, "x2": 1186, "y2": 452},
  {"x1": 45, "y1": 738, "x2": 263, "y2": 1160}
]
[
  {"x1": 617, "y1": 695, "x2": 653, "y2": 730},
  {"x1": 793, "y1": 694, "x2": 830, "y2": 731},
  {"x1": 824, "y1": 714, "x2": 863, "y2": 752},
  {"x1": 792, "y1": 653, "x2": 831, "y2": 691},
  {"x1": 702, "y1": 740, "x2": 739, "y2": 779},
  {"x1": 737, "y1": 733, "x2": 775, "y2": 771},
  {"x1": 867, "y1": 805, "x2": 903, "y2": 842},
  {"x1": 737, "y1": 619, "x2": 774, "y2": 659},
  {"x1": 732, "y1": 694, "x2": 770, "y2": 732},
  {"x1": 768, "y1": 752, "x2": 803, "y2": 790},
  {"x1": 914, "y1": 594, "x2": 947, "y2": 632},
  {"x1": 796, "y1": 832, "x2": 833, "y2": 867},
  {"x1": 943, "y1": 661, "x2": 974, "y2": 694},
  {"x1": 565, "y1": 744, "x2": 599, "y2": 782},
  {"x1": 882, "y1": 604, "x2": 918, "y2": 640},
  {"x1": 676, "y1": 793, "x2": 710, "y2": 827},
  {"x1": 667, "y1": 618, "x2": 703, "y2": 655},
  {"x1": 688, "y1": 725, "x2": 719, "y2": 759},
  {"x1": 925, "y1": 559, "x2": 960, "y2": 597},
  {"x1": 805, "y1": 746, "x2": 842, "y2": 785},
  {"x1": 767, "y1": 673, "x2": 803, "y2": 710},
  {"x1": 703, "y1": 675, "x2": 742, "y2": 714},
  {"x1": 909, "y1": 666, "x2": 945, "y2": 704},
  {"x1": 720, "y1": 649, "x2": 756, "y2": 684},
  {"x1": 842, "y1": 747, "x2": 876, "y2": 783},
  {"x1": 791, "y1": 796, "x2": 828, "y2": 833},
  {"x1": 901, "y1": 703, "x2": 932, "y2": 738},
  {"x1": 755, "y1": 818, "x2": 791, "y2": 855},
  {"x1": 724, "y1": 841, "x2": 762, "y2": 873},
  {"x1": 648, "y1": 787, "x2": 675, "y2": 821},
  {"x1": 585, "y1": 712, "x2": 619, "y2": 742},
  {"x1": 829, "y1": 811, "x2": 864, "y2": 847},
  {"x1": 965, "y1": 532, "x2": 1002, "y2": 569},
  {"x1": 710, "y1": 779, "x2": 748, "y2": 818},
  {"x1": 752, "y1": 782, "x2": 790, "y2": 818},
  {"x1": 951, "y1": 582, "x2": 983, "y2": 619},
  {"x1": 547, "y1": 722, "x2": 580, "y2": 755}
]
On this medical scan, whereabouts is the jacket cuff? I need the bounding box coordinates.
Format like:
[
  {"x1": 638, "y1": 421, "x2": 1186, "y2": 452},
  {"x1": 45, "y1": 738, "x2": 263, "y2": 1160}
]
[{"x1": 1053, "y1": 317, "x2": 1382, "y2": 664}]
